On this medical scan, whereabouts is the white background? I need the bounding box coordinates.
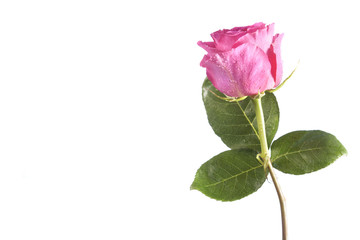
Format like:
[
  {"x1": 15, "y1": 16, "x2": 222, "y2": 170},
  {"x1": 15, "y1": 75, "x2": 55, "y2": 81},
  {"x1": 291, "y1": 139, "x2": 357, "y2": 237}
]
[{"x1": 0, "y1": 0, "x2": 359, "y2": 239}]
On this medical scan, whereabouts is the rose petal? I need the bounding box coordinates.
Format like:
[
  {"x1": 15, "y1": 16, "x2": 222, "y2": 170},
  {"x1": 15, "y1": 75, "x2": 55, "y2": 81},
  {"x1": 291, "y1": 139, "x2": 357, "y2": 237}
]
[
  {"x1": 200, "y1": 43, "x2": 274, "y2": 97},
  {"x1": 267, "y1": 33, "x2": 284, "y2": 86},
  {"x1": 233, "y1": 23, "x2": 275, "y2": 53},
  {"x1": 200, "y1": 54, "x2": 239, "y2": 97},
  {"x1": 239, "y1": 22, "x2": 266, "y2": 34},
  {"x1": 210, "y1": 22, "x2": 266, "y2": 52},
  {"x1": 197, "y1": 41, "x2": 218, "y2": 54},
  {"x1": 211, "y1": 29, "x2": 247, "y2": 52}
]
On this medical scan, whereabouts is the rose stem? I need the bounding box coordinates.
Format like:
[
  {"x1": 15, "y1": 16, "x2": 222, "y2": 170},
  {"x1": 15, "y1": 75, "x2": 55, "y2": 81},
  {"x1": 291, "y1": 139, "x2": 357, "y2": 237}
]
[
  {"x1": 252, "y1": 95, "x2": 288, "y2": 240},
  {"x1": 268, "y1": 160, "x2": 287, "y2": 240}
]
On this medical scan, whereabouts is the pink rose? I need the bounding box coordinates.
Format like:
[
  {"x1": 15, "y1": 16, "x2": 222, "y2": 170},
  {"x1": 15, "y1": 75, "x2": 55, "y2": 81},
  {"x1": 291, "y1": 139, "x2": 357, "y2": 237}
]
[{"x1": 198, "y1": 22, "x2": 283, "y2": 98}]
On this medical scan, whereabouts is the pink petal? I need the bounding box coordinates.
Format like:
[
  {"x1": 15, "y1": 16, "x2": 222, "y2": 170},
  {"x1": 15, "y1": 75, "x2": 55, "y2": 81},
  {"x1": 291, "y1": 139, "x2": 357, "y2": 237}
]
[
  {"x1": 200, "y1": 54, "x2": 239, "y2": 97},
  {"x1": 197, "y1": 41, "x2": 218, "y2": 54},
  {"x1": 267, "y1": 33, "x2": 284, "y2": 86},
  {"x1": 210, "y1": 23, "x2": 266, "y2": 52},
  {"x1": 233, "y1": 23, "x2": 275, "y2": 54},
  {"x1": 239, "y1": 22, "x2": 266, "y2": 34},
  {"x1": 211, "y1": 29, "x2": 247, "y2": 52},
  {"x1": 200, "y1": 43, "x2": 274, "y2": 97}
]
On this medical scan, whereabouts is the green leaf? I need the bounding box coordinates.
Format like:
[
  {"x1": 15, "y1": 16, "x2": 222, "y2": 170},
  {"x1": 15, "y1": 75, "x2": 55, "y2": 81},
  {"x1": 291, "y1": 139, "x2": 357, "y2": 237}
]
[
  {"x1": 271, "y1": 130, "x2": 347, "y2": 175},
  {"x1": 202, "y1": 78, "x2": 279, "y2": 151},
  {"x1": 191, "y1": 149, "x2": 267, "y2": 201}
]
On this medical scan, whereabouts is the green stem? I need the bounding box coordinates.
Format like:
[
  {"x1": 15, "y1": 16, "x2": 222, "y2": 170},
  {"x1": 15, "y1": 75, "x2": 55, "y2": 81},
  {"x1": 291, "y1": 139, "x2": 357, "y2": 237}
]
[
  {"x1": 252, "y1": 96, "x2": 269, "y2": 159},
  {"x1": 252, "y1": 95, "x2": 288, "y2": 240}
]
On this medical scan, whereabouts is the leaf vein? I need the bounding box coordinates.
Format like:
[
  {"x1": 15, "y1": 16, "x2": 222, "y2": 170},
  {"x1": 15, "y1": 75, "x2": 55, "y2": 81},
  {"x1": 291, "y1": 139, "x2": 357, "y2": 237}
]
[
  {"x1": 236, "y1": 101, "x2": 260, "y2": 140},
  {"x1": 203, "y1": 165, "x2": 262, "y2": 188},
  {"x1": 273, "y1": 148, "x2": 322, "y2": 161}
]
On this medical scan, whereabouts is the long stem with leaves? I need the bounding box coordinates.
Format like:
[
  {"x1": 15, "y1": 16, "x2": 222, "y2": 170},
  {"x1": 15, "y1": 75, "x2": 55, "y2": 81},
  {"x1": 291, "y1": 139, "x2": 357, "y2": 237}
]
[{"x1": 252, "y1": 94, "x2": 288, "y2": 240}]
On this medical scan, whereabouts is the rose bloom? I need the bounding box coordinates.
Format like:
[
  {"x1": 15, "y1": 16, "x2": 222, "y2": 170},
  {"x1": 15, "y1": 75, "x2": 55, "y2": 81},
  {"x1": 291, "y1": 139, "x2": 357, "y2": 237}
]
[{"x1": 198, "y1": 23, "x2": 283, "y2": 98}]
